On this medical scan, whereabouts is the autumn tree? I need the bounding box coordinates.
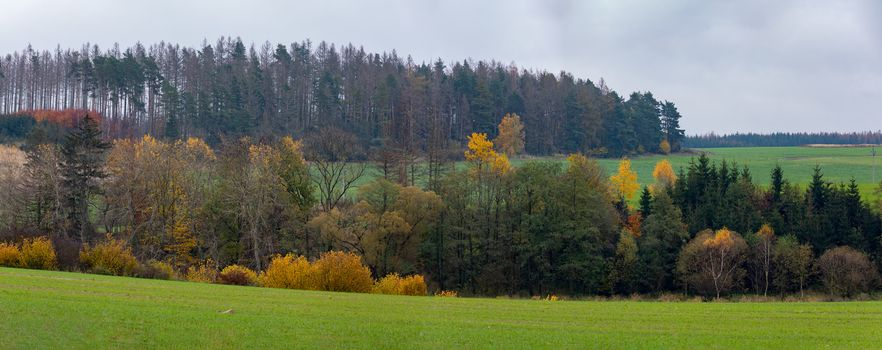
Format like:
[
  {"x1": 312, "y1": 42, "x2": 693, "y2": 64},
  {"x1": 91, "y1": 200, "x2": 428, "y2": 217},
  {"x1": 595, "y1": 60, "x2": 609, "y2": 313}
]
[
  {"x1": 747, "y1": 224, "x2": 775, "y2": 296},
  {"x1": 609, "y1": 158, "x2": 638, "y2": 202},
  {"x1": 677, "y1": 228, "x2": 747, "y2": 298},
  {"x1": 652, "y1": 159, "x2": 677, "y2": 191},
  {"x1": 0, "y1": 145, "x2": 26, "y2": 234},
  {"x1": 310, "y1": 178, "x2": 442, "y2": 276},
  {"x1": 494, "y1": 113, "x2": 525, "y2": 157}
]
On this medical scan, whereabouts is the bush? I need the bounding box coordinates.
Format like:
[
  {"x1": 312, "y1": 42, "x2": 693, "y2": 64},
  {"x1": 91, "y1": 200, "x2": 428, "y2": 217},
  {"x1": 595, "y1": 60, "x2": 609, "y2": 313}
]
[
  {"x1": 435, "y1": 290, "x2": 458, "y2": 298},
  {"x1": 259, "y1": 254, "x2": 316, "y2": 289},
  {"x1": 51, "y1": 237, "x2": 81, "y2": 271},
  {"x1": 19, "y1": 236, "x2": 57, "y2": 270},
  {"x1": 312, "y1": 251, "x2": 374, "y2": 293},
  {"x1": 186, "y1": 261, "x2": 218, "y2": 283},
  {"x1": 0, "y1": 242, "x2": 21, "y2": 267},
  {"x1": 373, "y1": 273, "x2": 427, "y2": 296},
  {"x1": 219, "y1": 265, "x2": 258, "y2": 286},
  {"x1": 817, "y1": 246, "x2": 879, "y2": 297},
  {"x1": 79, "y1": 237, "x2": 139, "y2": 276},
  {"x1": 137, "y1": 260, "x2": 180, "y2": 280}
]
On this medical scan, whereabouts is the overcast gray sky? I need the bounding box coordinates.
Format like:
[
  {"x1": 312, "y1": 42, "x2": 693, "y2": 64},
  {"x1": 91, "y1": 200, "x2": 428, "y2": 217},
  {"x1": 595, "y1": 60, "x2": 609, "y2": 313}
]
[{"x1": 1, "y1": 0, "x2": 879, "y2": 134}]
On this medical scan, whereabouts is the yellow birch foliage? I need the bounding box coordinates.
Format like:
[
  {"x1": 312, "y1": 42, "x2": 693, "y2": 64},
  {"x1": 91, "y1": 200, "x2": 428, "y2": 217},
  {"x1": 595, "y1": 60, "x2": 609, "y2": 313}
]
[
  {"x1": 494, "y1": 113, "x2": 525, "y2": 156},
  {"x1": 652, "y1": 159, "x2": 677, "y2": 191},
  {"x1": 704, "y1": 228, "x2": 735, "y2": 249},
  {"x1": 610, "y1": 158, "x2": 639, "y2": 201},
  {"x1": 757, "y1": 224, "x2": 775, "y2": 241}
]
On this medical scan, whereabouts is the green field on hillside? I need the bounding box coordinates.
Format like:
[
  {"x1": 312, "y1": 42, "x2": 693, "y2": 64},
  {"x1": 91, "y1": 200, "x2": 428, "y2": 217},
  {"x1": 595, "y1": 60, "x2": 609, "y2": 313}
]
[
  {"x1": 2, "y1": 267, "x2": 882, "y2": 349},
  {"x1": 357, "y1": 146, "x2": 881, "y2": 202}
]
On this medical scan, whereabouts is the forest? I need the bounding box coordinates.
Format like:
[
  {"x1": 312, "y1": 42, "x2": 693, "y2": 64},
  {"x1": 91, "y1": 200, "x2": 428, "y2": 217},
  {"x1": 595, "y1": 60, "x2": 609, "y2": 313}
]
[
  {"x1": 0, "y1": 38, "x2": 683, "y2": 157},
  {"x1": 1, "y1": 112, "x2": 882, "y2": 299},
  {"x1": 686, "y1": 132, "x2": 882, "y2": 148}
]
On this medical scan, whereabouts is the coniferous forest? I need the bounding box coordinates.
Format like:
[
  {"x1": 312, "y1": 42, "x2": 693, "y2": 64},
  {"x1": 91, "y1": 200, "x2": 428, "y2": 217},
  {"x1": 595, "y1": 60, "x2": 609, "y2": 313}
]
[{"x1": 0, "y1": 38, "x2": 684, "y2": 156}]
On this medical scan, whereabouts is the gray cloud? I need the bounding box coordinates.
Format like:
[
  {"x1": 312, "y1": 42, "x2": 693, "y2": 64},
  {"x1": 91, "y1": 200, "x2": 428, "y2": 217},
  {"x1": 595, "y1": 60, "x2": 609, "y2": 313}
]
[{"x1": 0, "y1": 0, "x2": 878, "y2": 134}]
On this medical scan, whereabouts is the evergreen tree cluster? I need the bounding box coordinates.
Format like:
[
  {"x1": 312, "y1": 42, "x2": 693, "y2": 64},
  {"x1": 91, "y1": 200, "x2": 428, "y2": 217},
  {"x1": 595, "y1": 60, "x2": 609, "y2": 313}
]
[{"x1": 0, "y1": 38, "x2": 684, "y2": 156}]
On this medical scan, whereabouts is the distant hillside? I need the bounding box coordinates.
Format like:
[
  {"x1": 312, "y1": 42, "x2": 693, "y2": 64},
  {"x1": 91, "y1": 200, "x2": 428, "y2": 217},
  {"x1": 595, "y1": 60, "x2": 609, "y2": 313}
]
[{"x1": 685, "y1": 132, "x2": 882, "y2": 148}]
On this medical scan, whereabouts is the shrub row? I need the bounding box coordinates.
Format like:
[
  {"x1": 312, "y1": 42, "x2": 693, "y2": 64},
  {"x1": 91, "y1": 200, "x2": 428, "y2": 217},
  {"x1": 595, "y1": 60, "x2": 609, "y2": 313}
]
[
  {"x1": 0, "y1": 237, "x2": 57, "y2": 270},
  {"x1": 0, "y1": 236, "x2": 428, "y2": 296}
]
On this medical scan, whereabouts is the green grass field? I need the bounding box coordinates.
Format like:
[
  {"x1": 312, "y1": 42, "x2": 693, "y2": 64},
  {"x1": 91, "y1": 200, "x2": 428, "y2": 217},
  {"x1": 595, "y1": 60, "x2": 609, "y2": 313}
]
[
  {"x1": 3, "y1": 267, "x2": 882, "y2": 349},
  {"x1": 353, "y1": 146, "x2": 881, "y2": 203}
]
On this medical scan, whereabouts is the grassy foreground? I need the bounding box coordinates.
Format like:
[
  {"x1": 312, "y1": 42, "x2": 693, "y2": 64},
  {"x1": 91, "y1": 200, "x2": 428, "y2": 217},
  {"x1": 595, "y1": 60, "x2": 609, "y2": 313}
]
[{"x1": 2, "y1": 267, "x2": 882, "y2": 349}]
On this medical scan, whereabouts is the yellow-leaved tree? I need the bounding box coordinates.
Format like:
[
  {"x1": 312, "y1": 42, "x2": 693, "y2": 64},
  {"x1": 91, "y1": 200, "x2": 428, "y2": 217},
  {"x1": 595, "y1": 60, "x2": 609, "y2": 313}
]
[
  {"x1": 659, "y1": 139, "x2": 672, "y2": 154},
  {"x1": 494, "y1": 113, "x2": 525, "y2": 157},
  {"x1": 610, "y1": 158, "x2": 639, "y2": 201},
  {"x1": 652, "y1": 159, "x2": 677, "y2": 191}
]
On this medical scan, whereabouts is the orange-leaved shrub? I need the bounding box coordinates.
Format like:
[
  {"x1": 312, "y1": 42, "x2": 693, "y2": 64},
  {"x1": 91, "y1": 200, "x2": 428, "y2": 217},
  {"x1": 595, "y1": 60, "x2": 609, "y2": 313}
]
[
  {"x1": 79, "y1": 236, "x2": 139, "y2": 276},
  {"x1": 260, "y1": 254, "x2": 316, "y2": 289},
  {"x1": 312, "y1": 251, "x2": 374, "y2": 293},
  {"x1": 219, "y1": 265, "x2": 258, "y2": 286},
  {"x1": 186, "y1": 260, "x2": 218, "y2": 283},
  {"x1": 19, "y1": 236, "x2": 57, "y2": 270},
  {"x1": 373, "y1": 273, "x2": 428, "y2": 296},
  {"x1": 0, "y1": 242, "x2": 21, "y2": 267}
]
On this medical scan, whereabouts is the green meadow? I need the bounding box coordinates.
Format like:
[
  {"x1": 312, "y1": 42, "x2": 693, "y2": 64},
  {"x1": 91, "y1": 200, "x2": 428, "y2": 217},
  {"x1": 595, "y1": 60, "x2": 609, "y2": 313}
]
[
  {"x1": 2, "y1": 267, "x2": 881, "y2": 349},
  {"x1": 359, "y1": 146, "x2": 882, "y2": 201}
]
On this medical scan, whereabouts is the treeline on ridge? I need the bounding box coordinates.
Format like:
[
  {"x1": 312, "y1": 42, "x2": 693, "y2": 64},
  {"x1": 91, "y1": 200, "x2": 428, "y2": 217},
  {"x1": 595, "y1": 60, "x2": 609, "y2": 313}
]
[
  {"x1": 0, "y1": 38, "x2": 684, "y2": 156},
  {"x1": 686, "y1": 131, "x2": 882, "y2": 148},
  {"x1": 1, "y1": 115, "x2": 882, "y2": 299}
]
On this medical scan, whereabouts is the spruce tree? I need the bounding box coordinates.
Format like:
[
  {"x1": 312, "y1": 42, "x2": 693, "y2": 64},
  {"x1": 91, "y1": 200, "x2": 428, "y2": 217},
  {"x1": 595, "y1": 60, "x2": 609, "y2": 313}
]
[{"x1": 59, "y1": 114, "x2": 110, "y2": 243}]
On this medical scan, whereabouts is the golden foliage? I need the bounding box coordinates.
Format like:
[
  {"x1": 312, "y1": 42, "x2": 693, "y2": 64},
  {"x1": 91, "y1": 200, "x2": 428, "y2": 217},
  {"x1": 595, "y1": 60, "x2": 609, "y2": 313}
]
[
  {"x1": 544, "y1": 294, "x2": 560, "y2": 301},
  {"x1": 165, "y1": 213, "x2": 197, "y2": 268},
  {"x1": 464, "y1": 132, "x2": 495, "y2": 163},
  {"x1": 0, "y1": 242, "x2": 21, "y2": 267},
  {"x1": 494, "y1": 113, "x2": 525, "y2": 156},
  {"x1": 259, "y1": 254, "x2": 317, "y2": 290},
  {"x1": 372, "y1": 273, "x2": 428, "y2": 296},
  {"x1": 312, "y1": 251, "x2": 374, "y2": 293},
  {"x1": 652, "y1": 160, "x2": 677, "y2": 191},
  {"x1": 659, "y1": 139, "x2": 672, "y2": 154},
  {"x1": 435, "y1": 290, "x2": 459, "y2": 298},
  {"x1": 703, "y1": 228, "x2": 735, "y2": 249},
  {"x1": 259, "y1": 252, "x2": 374, "y2": 293},
  {"x1": 79, "y1": 236, "x2": 139, "y2": 276},
  {"x1": 490, "y1": 152, "x2": 511, "y2": 175},
  {"x1": 186, "y1": 260, "x2": 219, "y2": 283},
  {"x1": 609, "y1": 158, "x2": 639, "y2": 201},
  {"x1": 756, "y1": 224, "x2": 775, "y2": 241},
  {"x1": 465, "y1": 132, "x2": 511, "y2": 180},
  {"x1": 219, "y1": 265, "x2": 259, "y2": 286},
  {"x1": 19, "y1": 237, "x2": 57, "y2": 270}
]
